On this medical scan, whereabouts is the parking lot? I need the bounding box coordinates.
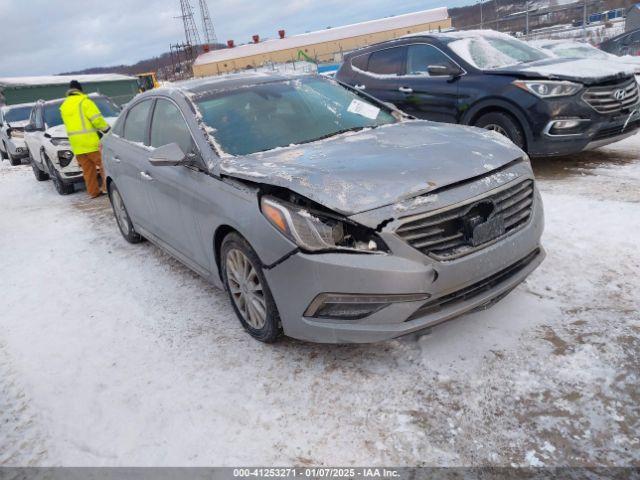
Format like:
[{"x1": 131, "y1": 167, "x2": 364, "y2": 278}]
[{"x1": 1, "y1": 134, "x2": 638, "y2": 467}]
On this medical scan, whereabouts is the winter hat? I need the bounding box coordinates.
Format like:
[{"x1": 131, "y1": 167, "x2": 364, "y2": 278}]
[{"x1": 69, "y1": 80, "x2": 83, "y2": 92}]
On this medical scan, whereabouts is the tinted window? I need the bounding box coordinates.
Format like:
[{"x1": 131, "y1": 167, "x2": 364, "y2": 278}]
[
  {"x1": 367, "y1": 47, "x2": 405, "y2": 75},
  {"x1": 407, "y1": 44, "x2": 457, "y2": 75},
  {"x1": 150, "y1": 99, "x2": 194, "y2": 153},
  {"x1": 351, "y1": 53, "x2": 369, "y2": 71},
  {"x1": 123, "y1": 100, "x2": 152, "y2": 145},
  {"x1": 93, "y1": 97, "x2": 121, "y2": 118},
  {"x1": 35, "y1": 107, "x2": 44, "y2": 130},
  {"x1": 195, "y1": 77, "x2": 396, "y2": 156}
]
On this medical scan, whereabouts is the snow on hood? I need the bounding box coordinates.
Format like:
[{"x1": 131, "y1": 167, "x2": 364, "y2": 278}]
[
  {"x1": 45, "y1": 117, "x2": 118, "y2": 138},
  {"x1": 494, "y1": 58, "x2": 636, "y2": 83},
  {"x1": 219, "y1": 121, "x2": 525, "y2": 216}
]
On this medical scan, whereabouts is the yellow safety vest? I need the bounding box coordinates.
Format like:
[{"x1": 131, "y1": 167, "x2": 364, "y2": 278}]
[{"x1": 60, "y1": 91, "x2": 110, "y2": 156}]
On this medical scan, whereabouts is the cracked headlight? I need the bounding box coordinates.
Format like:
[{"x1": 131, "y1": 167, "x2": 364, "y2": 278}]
[
  {"x1": 515, "y1": 80, "x2": 582, "y2": 98},
  {"x1": 260, "y1": 196, "x2": 386, "y2": 253}
]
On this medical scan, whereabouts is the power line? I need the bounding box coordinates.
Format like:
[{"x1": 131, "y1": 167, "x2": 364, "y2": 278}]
[{"x1": 178, "y1": 0, "x2": 202, "y2": 47}]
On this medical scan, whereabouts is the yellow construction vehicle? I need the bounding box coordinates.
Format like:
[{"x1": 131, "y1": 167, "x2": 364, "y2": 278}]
[{"x1": 136, "y1": 72, "x2": 159, "y2": 92}]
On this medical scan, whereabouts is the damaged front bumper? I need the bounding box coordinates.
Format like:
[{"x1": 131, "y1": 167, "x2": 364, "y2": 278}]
[{"x1": 264, "y1": 187, "x2": 545, "y2": 344}]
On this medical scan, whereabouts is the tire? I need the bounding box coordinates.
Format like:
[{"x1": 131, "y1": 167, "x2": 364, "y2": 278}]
[
  {"x1": 473, "y1": 111, "x2": 526, "y2": 150},
  {"x1": 108, "y1": 182, "x2": 144, "y2": 244},
  {"x1": 29, "y1": 151, "x2": 50, "y2": 181},
  {"x1": 44, "y1": 152, "x2": 74, "y2": 195},
  {"x1": 1, "y1": 142, "x2": 8, "y2": 160},
  {"x1": 221, "y1": 233, "x2": 282, "y2": 343},
  {"x1": 9, "y1": 154, "x2": 22, "y2": 166}
]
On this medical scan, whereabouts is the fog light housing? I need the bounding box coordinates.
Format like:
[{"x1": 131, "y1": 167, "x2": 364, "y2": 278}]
[
  {"x1": 304, "y1": 293, "x2": 431, "y2": 320},
  {"x1": 57, "y1": 150, "x2": 74, "y2": 168},
  {"x1": 545, "y1": 118, "x2": 590, "y2": 136}
]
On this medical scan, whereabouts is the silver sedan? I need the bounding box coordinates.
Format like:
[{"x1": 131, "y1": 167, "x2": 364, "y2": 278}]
[{"x1": 102, "y1": 73, "x2": 544, "y2": 343}]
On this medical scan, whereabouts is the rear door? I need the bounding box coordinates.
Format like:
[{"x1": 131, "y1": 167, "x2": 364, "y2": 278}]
[
  {"x1": 107, "y1": 99, "x2": 155, "y2": 229},
  {"x1": 394, "y1": 44, "x2": 462, "y2": 123},
  {"x1": 351, "y1": 46, "x2": 407, "y2": 108},
  {"x1": 24, "y1": 106, "x2": 46, "y2": 168}
]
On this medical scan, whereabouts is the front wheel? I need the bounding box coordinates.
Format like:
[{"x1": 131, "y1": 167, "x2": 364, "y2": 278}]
[
  {"x1": 474, "y1": 111, "x2": 526, "y2": 150},
  {"x1": 221, "y1": 233, "x2": 282, "y2": 343},
  {"x1": 30, "y1": 152, "x2": 50, "y2": 181},
  {"x1": 108, "y1": 183, "x2": 144, "y2": 244},
  {"x1": 44, "y1": 153, "x2": 74, "y2": 195}
]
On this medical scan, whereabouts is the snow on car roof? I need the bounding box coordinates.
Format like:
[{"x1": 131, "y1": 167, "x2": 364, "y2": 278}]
[
  {"x1": 194, "y1": 7, "x2": 449, "y2": 66},
  {"x1": 0, "y1": 74, "x2": 136, "y2": 87},
  {"x1": 168, "y1": 70, "x2": 317, "y2": 95}
]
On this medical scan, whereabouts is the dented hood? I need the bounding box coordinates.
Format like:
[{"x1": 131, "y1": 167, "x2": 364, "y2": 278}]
[
  {"x1": 490, "y1": 58, "x2": 635, "y2": 85},
  {"x1": 219, "y1": 121, "x2": 524, "y2": 216}
]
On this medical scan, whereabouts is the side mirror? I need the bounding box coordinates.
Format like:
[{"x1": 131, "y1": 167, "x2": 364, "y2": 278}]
[
  {"x1": 148, "y1": 143, "x2": 187, "y2": 166},
  {"x1": 427, "y1": 65, "x2": 461, "y2": 77}
]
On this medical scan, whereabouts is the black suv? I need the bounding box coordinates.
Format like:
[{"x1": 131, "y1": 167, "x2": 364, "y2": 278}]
[
  {"x1": 600, "y1": 27, "x2": 640, "y2": 57},
  {"x1": 336, "y1": 31, "x2": 640, "y2": 156}
]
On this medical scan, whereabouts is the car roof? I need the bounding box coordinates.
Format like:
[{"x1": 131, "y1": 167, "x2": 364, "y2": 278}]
[
  {"x1": 1, "y1": 101, "x2": 35, "y2": 112},
  {"x1": 159, "y1": 71, "x2": 317, "y2": 97}
]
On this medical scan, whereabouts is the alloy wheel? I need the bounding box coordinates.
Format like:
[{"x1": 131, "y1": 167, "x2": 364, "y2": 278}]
[
  {"x1": 225, "y1": 248, "x2": 267, "y2": 330},
  {"x1": 484, "y1": 124, "x2": 510, "y2": 138}
]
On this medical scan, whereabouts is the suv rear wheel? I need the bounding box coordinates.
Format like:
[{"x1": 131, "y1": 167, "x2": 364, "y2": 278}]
[
  {"x1": 108, "y1": 183, "x2": 144, "y2": 244},
  {"x1": 221, "y1": 233, "x2": 282, "y2": 343},
  {"x1": 474, "y1": 111, "x2": 526, "y2": 150}
]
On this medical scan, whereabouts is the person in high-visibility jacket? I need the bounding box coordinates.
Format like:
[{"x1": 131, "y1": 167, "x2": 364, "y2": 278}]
[{"x1": 60, "y1": 80, "x2": 111, "y2": 198}]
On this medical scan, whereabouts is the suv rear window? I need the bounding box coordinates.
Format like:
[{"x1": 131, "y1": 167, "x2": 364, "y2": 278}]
[
  {"x1": 351, "y1": 54, "x2": 369, "y2": 71},
  {"x1": 367, "y1": 47, "x2": 405, "y2": 75}
]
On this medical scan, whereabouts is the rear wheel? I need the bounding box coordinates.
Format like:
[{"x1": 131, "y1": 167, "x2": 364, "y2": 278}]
[
  {"x1": 29, "y1": 150, "x2": 49, "y2": 181},
  {"x1": 474, "y1": 111, "x2": 526, "y2": 150},
  {"x1": 44, "y1": 152, "x2": 74, "y2": 195},
  {"x1": 9, "y1": 153, "x2": 22, "y2": 166},
  {"x1": 221, "y1": 233, "x2": 282, "y2": 343},
  {"x1": 108, "y1": 182, "x2": 144, "y2": 244}
]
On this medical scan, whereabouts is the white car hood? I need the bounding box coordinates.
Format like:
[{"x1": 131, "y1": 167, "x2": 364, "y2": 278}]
[{"x1": 46, "y1": 117, "x2": 118, "y2": 139}]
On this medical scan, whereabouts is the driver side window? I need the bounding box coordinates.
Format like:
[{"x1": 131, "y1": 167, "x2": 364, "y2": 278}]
[
  {"x1": 406, "y1": 44, "x2": 458, "y2": 76},
  {"x1": 150, "y1": 99, "x2": 194, "y2": 154}
]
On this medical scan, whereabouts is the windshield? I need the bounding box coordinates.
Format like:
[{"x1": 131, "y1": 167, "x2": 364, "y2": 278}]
[
  {"x1": 548, "y1": 44, "x2": 610, "y2": 60},
  {"x1": 449, "y1": 35, "x2": 549, "y2": 70},
  {"x1": 194, "y1": 77, "x2": 396, "y2": 156},
  {"x1": 44, "y1": 97, "x2": 121, "y2": 128},
  {"x1": 3, "y1": 106, "x2": 32, "y2": 124}
]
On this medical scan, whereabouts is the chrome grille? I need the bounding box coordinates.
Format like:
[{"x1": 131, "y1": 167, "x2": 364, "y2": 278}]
[
  {"x1": 582, "y1": 79, "x2": 640, "y2": 115},
  {"x1": 395, "y1": 179, "x2": 535, "y2": 260}
]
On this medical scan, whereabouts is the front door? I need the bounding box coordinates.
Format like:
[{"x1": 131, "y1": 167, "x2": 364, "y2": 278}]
[
  {"x1": 351, "y1": 45, "x2": 408, "y2": 109},
  {"x1": 394, "y1": 44, "x2": 462, "y2": 124}
]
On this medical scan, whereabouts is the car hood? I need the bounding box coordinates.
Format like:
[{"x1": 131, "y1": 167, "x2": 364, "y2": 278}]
[
  {"x1": 45, "y1": 117, "x2": 118, "y2": 138},
  {"x1": 490, "y1": 57, "x2": 636, "y2": 84},
  {"x1": 6, "y1": 120, "x2": 29, "y2": 129},
  {"x1": 218, "y1": 121, "x2": 524, "y2": 216}
]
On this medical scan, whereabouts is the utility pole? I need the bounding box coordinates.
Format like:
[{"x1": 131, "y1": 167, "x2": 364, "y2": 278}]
[
  {"x1": 525, "y1": 0, "x2": 530, "y2": 37},
  {"x1": 479, "y1": 0, "x2": 484, "y2": 29},
  {"x1": 198, "y1": 0, "x2": 218, "y2": 49}
]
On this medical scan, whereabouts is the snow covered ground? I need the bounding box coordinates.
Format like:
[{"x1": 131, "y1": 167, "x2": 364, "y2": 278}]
[{"x1": 0, "y1": 136, "x2": 639, "y2": 467}]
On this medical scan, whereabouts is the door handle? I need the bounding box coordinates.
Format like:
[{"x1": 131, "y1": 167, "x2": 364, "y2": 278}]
[
  {"x1": 140, "y1": 171, "x2": 153, "y2": 181},
  {"x1": 113, "y1": 156, "x2": 121, "y2": 163},
  {"x1": 399, "y1": 87, "x2": 413, "y2": 94},
  {"x1": 354, "y1": 84, "x2": 366, "y2": 90}
]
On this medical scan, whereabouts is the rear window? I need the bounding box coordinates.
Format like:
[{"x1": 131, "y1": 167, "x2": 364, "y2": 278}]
[
  {"x1": 367, "y1": 47, "x2": 406, "y2": 75},
  {"x1": 123, "y1": 100, "x2": 153, "y2": 145},
  {"x1": 351, "y1": 53, "x2": 369, "y2": 71},
  {"x1": 3, "y1": 106, "x2": 32, "y2": 124}
]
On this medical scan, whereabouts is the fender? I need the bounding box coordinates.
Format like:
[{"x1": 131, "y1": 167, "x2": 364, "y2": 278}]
[{"x1": 461, "y1": 97, "x2": 534, "y2": 149}]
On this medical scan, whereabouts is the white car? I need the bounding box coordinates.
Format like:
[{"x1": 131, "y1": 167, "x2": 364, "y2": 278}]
[
  {"x1": 530, "y1": 39, "x2": 640, "y2": 81},
  {"x1": 0, "y1": 102, "x2": 34, "y2": 166},
  {"x1": 23, "y1": 95, "x2": 120, "y2": 195}
]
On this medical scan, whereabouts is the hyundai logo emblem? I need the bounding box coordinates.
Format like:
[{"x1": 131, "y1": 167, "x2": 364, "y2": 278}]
[{"x1": 613, "y1": 89, "x2": 627, "y2": 101}]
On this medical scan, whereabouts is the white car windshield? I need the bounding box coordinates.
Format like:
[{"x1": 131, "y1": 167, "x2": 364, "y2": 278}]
[
  {"x1": 194, "y1": 77, "x2": 396, "y2": 156},
  {"x1": 3, "y1": 106, "x2": 32, "y2": 124},
  {"x1": 449, "y1": 35, "x2": 549, "y2": 70}
]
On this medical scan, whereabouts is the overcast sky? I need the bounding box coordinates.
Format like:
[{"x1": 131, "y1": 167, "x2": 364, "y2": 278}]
[{"x1": 0, "y1": 0, "x2": 472, "y2": 77}]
